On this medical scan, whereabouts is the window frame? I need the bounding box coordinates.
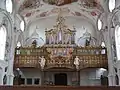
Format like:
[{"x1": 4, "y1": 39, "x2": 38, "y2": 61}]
[
  {"x1": 6, "y1": 0, "x2": 13, "y2": 13},
  {"x1": 108, "y1": 0, "x2": 116, "y2": 12},
  {"x1": 115, "y1": 25, "x2": 120, "y2": 60},
  {"x1": 0, "y1": 25, "x2": 7, "y2": 61}
]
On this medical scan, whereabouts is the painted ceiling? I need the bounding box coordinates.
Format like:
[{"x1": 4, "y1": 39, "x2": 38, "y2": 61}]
[{"x1": 15, "y1": 0, "x2": 108, "y2": 25}]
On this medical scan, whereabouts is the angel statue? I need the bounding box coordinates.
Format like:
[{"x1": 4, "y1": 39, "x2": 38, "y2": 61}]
[
  {"x1": 74, "y1": 56, "x2": 80, "y2": 70},
  {"x1": 39, "y1": 56, "x2": 46, "y2": 70}
]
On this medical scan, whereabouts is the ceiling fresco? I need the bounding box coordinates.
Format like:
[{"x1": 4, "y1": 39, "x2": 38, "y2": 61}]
[
  {"x1": 43, "y1": 0, "x2": 78, "y2": 6},
  {"x1": 19, "y1": 0, "x2": 43, "y2": 12},
  {"x1": 15, "y1": 0, "x2": 107, "y2": 25}
]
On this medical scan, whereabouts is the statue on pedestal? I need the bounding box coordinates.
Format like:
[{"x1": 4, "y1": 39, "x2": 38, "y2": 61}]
[
  {"x1": 39, "y1": 56, "x2": 46, "y2": 70},
  {"x1": 74, "y1": 56, "x2": 80, "y2": 70}
]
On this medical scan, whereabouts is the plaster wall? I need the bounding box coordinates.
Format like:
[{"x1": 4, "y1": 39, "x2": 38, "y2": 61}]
[
  {"x1": 25, "y1": 16, "x2": 97, "y2": 46},
  {"x1": 20, "y1": 68, "x2": 106, "y2": 86}
]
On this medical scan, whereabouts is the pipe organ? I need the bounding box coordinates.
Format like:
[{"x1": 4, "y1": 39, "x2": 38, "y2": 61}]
[{"x1": 14, "y1": 12, "x2": 108, "y2": 71}]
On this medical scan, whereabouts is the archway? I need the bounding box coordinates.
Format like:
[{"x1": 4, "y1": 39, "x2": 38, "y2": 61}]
[{"x1": 54, "y1": 73, "x2": 67, "y2": 85}]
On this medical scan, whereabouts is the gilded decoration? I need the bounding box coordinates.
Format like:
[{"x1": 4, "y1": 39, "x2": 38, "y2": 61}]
[{"x1": 14, "y1": 10, "x2": 108, "y2": 71}]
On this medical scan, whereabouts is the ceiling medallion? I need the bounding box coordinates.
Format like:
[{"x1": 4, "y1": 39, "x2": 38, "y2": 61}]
[{"x1": 43, "y1": 0, "x2": 78, "y2": 6}]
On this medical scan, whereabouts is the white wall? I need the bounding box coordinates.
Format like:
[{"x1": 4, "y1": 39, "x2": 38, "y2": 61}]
[
  {"x1": 80, "y1": 68, "x2": 107, "y2": 86},
  {"x1": 20, "y1": 69, "x2": 42, "y2": 85},
  {"x1": 20, "y1": 68, "x2": 106, "y2": 86},
  {"x1": 24, "y1": 16, "x2": 97, "y2": 46}
]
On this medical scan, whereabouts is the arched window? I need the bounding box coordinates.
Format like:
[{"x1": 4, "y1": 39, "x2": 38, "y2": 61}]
[
  {"x1": 98, "y1": 19, "x2": 102, "y2": 31},
  {"x1": 20, "y1": 20, "x2": 25, "y2": 31},
  {"x1": 109, "y1": 0, "x2": 115, "y2": 12},
  {"x1": 6, "y1": 0, "x2": 13, "y2": 13},
  {"x1": 115, "y1": 25, "x2": 120, "y2": 60},
  {"x1": 0, "y1": 25, "x2": 7, "y2": 60}
]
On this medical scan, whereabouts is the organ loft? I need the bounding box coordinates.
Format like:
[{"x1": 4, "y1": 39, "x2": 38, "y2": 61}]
[
  {"x1": 1, "y1": 0, "x2": 120, "y2": 89},
  {"x1": 14, "y1": 11, "x2": 108, "y2": 86}
]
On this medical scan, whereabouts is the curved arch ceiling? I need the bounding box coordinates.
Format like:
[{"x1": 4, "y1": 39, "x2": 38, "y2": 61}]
[{"x1": 14, "y1": 0, "x2": 108, "y2": 26}]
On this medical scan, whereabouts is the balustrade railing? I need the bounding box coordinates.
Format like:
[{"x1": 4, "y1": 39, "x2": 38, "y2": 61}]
[{"x1": 14, "y1": 46, "x2": 108, "y2": 70}]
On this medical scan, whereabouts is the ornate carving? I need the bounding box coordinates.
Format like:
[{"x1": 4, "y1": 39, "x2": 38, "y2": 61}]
[
  {"x1": 14, "y1": 10, "x2": 108, "y2": 71},
  {"x1": 45, "y1": 9, "x2": 76, "y2": 45}
]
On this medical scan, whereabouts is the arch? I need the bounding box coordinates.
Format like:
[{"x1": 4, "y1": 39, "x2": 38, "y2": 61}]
[
  {"x1": 115, "y1": 74, "x2": 119, "y2": 85},
  {"x1": 0, "y1": 9, "x2": 14, "y2": 49},
  {"x1": 0, "y1": 25, "x2": 7, "y2": 60},
  {"x1": 3, "y1": 75, "x2": 7, "y2": 84}
]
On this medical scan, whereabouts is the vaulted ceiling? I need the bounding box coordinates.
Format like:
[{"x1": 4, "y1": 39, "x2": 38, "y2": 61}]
[
  {"x1": 15, "y1": 0, "x2": 108, "y2": 25},
  {"x1": 14, "y1": 0, "x2": 109, "y2": 46}
]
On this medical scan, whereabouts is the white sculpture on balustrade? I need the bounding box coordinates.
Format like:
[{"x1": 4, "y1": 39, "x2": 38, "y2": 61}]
[
  {"x1": 74, "y1": 56, "x2": 80, "y2": 70},
  {"x1": 39, "y1": 56, "x2": 46, "y2": 70}
]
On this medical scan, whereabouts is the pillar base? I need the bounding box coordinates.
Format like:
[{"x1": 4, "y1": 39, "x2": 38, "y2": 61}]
[
  {"x1": 108, "y1": 74, "x2": 116, "y2": 86},
  {"x1": 6, "y1": 73, "x2": 14, "y2": 85}
]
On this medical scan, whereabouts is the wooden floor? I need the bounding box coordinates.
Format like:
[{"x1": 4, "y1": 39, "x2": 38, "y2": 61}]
[{"x1": 0, "y1": 86, "x2": 120, "y2": 90}]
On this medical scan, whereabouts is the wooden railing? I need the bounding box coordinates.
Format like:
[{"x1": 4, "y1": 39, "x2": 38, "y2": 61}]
[
  {"x1": 14, "y1": 47, "x2": 48, "y2": 68},
  {"x1": 77, "y1": 54, "x2": 107, "y2": 69},
  {"x1": 14, "y1": 46, "x2": 108, "y2": 69},
  {"x1": 73, "y1": 46, "x2": 108, "y2": 69}
]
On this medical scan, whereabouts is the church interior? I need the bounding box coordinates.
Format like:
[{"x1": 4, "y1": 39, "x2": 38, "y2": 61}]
[{"x1": 0, "y1": 0, "x2": 120, "y2": 88}]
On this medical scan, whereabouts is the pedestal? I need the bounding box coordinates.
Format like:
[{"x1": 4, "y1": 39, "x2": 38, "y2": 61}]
[
  {"x1": 6, "y1": 73, "x2": 14, "y2": 85},
  {"x1": 108, "y1": 74, "x2": 116, "y2": 86}
]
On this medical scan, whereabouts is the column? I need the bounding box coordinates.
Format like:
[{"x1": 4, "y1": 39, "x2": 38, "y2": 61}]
[
  {"x1": 117, "y1": 68, "x2": 120, "y2": 86},
  {"x1": 0, "y1": 61, "x2": 7, "y2": 85},
  {"x1": 6, "y1": 36, "x2": 15, "y2": 85},
  {"x1": 106, "y1": 25, "x2": 116, "y2": 86},
  {"x1": 41, "y1": 71, "x2": 44, "y2": 85},
  {"x1": 106, "y1": 34, "x2": 116, "y2": 86},
  {"x1": 108, "y1": 74, "x2": 115, "y2": 86},
  {"x1": 78, "y1": 71, "x2": 80, "y2": 86},
  {"x1": 0, "y1": 68, "x2": 3, "y2": 85},
  {"x1": 6, "y1": 59, "x2": 14, "y2": 85},
  {"x1": 6, "y1": 73, "x2": 14, "y2": 85}
]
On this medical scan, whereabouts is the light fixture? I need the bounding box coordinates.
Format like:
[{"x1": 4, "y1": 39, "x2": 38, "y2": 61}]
[{"x1": 109, "y1": 0, "x2": 116, "y2": 12}]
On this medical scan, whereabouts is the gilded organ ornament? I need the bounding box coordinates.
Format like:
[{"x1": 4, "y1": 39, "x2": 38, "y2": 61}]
[
  {"x1": 14, "y1": 9, "x2": 108, "y2": 70},
  {"x1": 45, "y1": 9, "x2": 76, "y2": 45}
]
